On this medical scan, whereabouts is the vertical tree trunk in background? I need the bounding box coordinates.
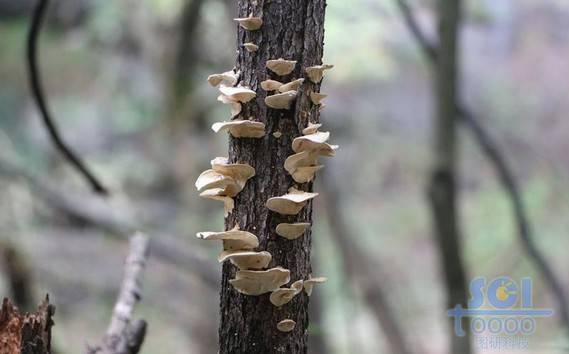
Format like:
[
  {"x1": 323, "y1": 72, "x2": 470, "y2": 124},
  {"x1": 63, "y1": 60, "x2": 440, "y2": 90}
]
[
  {"x1": 219, "y1": 1, "x2": 327, "y2": 353},
  {"x1": 429, "y1": 1, "x2": 471, "y2": 354}
]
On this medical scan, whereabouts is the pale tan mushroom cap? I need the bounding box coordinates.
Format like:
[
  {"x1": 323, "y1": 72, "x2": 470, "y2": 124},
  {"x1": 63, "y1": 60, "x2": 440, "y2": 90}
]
[
  {"x1": 217, "y1": 94, "x2": 242, "y2": 117},
  {"x1": 266, "y1": 58, "x2": 297, "y2": 76},
  {"x1": 303, "y1": 277, "x2": 327, "y2": 296},
  {"x1": 291, "y1": 280, "x2": 304, "y2": 293},
  {"x1": 310, "y1": 92, "x2": 328, "y2": 105},
  {"x1": 196, "y1": 226, "x2": 259, "y2": 250},
  {"x1": 305, "y1": 64, "x2": 334, "y2": 83},
  {"x1": 302, "y1": 123, "x2": 322, "y2": 135},
  {"x1": 212, "y1": 120, "x2": 266, "y2": 138},
  {"x1": 210, "y1": 157, "x2": 255, "y2": 182},
  {"x1": 243, "y1": 42, "x2": 259, "y2": 52},
  {"x1": 234, "y1": 15, "x2": 263, "y2": 30},
  {"x1": 195, "y1": 169, "x2": 239, "y2": 194},
  {"x1": 260, "y1": 80, "x2": 283, "y2": 91},
  {"x1": 284, "y1": 151, "x2": 319, "y2": 174},
  {"x1": 207, "y1": 70, "x2": 238, "y2": 87},
  {"x1": 276, "y1": 223, "x2": 311, "y2": 240},
  {"x1": 270, "y1": 288, "x2": 298, "y2": 307},
  {"x1": 219, "y1": 85, "x2": 256, "y2": 103},
  {"x1": 279, "y1": 78, "x2": 305, "y2": 93},
  {"x1": 218, "y1": 250, "x2": 272, "y2": 270},
  {"x1": 230, "y1": 267, "x2": 291, "y2": 295},
  {"x1": 292, "y1": 131, "x2": 330, "y2": 152},
  {"x1": 277, "y1": 319, "x2": 296, "y2": 332},
  {"x1": 198, "y1": 189, "x2": 235, "y2": 216},
  {"x1": 291, "y1": 165, "x2": 324, "y2": 183},
  {"x1": 265, "y1": 90, "x2": 297, "y2": 109},
  {"x1": 266, "y1": 187, "x2": 318, "y2": 215}
]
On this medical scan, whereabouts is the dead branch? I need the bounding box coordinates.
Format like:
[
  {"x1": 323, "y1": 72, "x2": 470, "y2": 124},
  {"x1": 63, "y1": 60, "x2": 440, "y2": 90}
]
[
  {"x1": 0, "y1": 159, "x2": 219, "y2": 289},
  {"x1": 87, "y1": 233, "x2": 149, "y2": 354},
  {"x1": 394, "y1": 0, "x2": 569, "y2": 336},
  {"x1": 27, "y1": 0, "x2": 108, "y2": 195}
]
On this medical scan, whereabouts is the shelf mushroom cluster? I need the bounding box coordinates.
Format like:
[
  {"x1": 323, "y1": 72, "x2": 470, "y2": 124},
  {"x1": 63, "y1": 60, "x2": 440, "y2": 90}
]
[{"x1": 196, "y1": 12, "x2": 334, "y2": 334}]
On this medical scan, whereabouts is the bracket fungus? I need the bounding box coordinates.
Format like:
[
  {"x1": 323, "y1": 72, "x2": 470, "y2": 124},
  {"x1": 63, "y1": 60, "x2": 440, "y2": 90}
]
[
  {"x1": 208, "y1": 70, "x2": 239, "y2": 87},
  {"x1": 276, "y1": 223, "x2": 311, "y2": 240},
  {"x1": 219, "y1": 85, "x2": 256, "y2": 103},
  {"x1": 217, "y1": 94, "x2": 242, "y2": 118},
  {"x1": 270, "y1": 280, "x2": 304, "y2": 307},
  {"x1": 310, "y1": 92, "x2": 327, "y2": 105},
  {"x1": 195, "y1": 158, "x2": 255, "y2": 214},
  {"x1": 196, "y1": 226, "x2": 260, "y2": 251},
  {"x1": 265, "y1": 90, "x2": 297, "y2": 109},
  {"x1": 218, "y1": 250, "x2": 272, "y2": 270},
  {"x1": 279, "y1": 78, "x2": 305, "y2": 93},
  {"x1": 261, "y1": 79, "x2": 284, "y2": 91},
  {"x1": 284, "y1": 127, "x2": 337, "y2": 183},
  {"x1": 266, "y1": 58, "x2": 297, "y2": 76},
  {"x1": 266, "y1": 187, "x2": 319, "y2": 215},
  {"x1": 277, "y1": 319, "x2": 296, "y2": 333},
  {"x1": 198, "y1": 188, "x2": 235, "y2": 216},
  {"x1": 212, "y1": 119, "x2": 266, "y2": 138},
  {"x1": 234, "y1": 14, "x2": 263, "y2": 31},
  {"x1": 305, "y1": 64, "x2": 334, "y2": 83},
  {"x1": 229, "y1": 267, "x2": 291, "y2": 295},
  {"x1": 243, "y1": 42, "x2": 259, "y2": 52},
  {"x1": 303, "y1": 277, "x2": 327, "y2": 296}
]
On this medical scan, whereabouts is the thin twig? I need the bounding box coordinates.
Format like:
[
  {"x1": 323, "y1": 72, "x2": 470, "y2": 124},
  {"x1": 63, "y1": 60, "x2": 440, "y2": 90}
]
[
  {"x1": 394, "y1": 0, "x2": 569, "y2": 335},
  {"x1": 27, "y1": 0, "x2": 108, "y2": 195},
  {"x1": 88, "y1": 233, "x2": 149, "y2": 354}
]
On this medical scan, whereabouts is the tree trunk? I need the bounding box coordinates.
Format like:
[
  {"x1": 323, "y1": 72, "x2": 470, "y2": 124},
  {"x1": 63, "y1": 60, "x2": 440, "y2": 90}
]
[
  {"x1": 219, "y1": 1, "x2": 327, "y2": 353},
  {"x1": 429, "y1": 0, "x2": 471, "y2": 354}
]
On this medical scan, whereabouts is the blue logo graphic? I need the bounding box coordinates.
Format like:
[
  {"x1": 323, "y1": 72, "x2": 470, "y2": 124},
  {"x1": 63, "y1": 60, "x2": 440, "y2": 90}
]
[{"x1": 448, "y1": 277, "x2": 554, "y2": 339}]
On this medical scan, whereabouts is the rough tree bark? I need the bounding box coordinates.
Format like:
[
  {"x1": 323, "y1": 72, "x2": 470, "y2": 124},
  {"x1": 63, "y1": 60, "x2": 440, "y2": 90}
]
[
  {"x1": 429, "y1": 1, "x2": 471, "y2": 354},
  {"x1": 0, "y1": 296, "x2": 55, "y2": 354},
  {"x1": 219, "y1": 1, "x2": 327, "y2": 353}
]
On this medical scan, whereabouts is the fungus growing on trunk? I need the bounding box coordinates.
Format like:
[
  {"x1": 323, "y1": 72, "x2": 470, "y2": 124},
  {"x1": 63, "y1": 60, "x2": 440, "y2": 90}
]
[
  {"x1": 261, "y1": 79, "x2": 284, "y2": 91},
  {"x1": 217, "y1": 94, "x2": 242, "y2": 118},
  {"x1": 234, "y1": 14, "x2": 263, "y2": 31},
  {"x1": 309, "y1": 92, "x2": 327, "y2": 105},
  {"x1": 243, "y1": 43, "x2": 259, "y2": 52},
  {"x1": 269, "y1": 280, "x2": 304, "y2": 307},
  {"x1": 196, "y1": 226, "x2": 259, "y2": 251},
  {"x1": 208, "y1": 70, "x2": 239, "y2": 87},
  {"x1": 265, "y1": 90, "x2": 297, "y2": 109},
  {"x1": 218, "y1": 250, "x2": 272, "y2": 270},
  {"x1": 229, "y1": 267, "x2": 291, "y2": 295},
  {"x1": 275, "y1": 223, "x2": 311, "y2": 240},
  {"x1": 277, "y1": 319, "x2": 296, "y2": 333},
  {"x1": 279, "y1": 78, "x2": 305, "y2": 93},
  {"x1": 198, "y1": 189, "x2": 235, "y2": 216},
  {"x1": 302, "y1": 123, "x2": 322, "y2": 135},
  {"x1": 303, "y1": 277, "x2": 327, "y2": 296},
  {"x1": 219, "y1": 85, "x2": 257, "y2": 103},
  {"x1": 212, "y1": 120, "x2": 266, "y2": 138},
  {"x1": 266, "y1": 58, "x2": 297, "y2": 76},
  {"x1": 266, "y1": 187, "x2": 318, "y2": 215},
  {"x1": 305, "y1": 64, "x2": 334, "y2": 83}
]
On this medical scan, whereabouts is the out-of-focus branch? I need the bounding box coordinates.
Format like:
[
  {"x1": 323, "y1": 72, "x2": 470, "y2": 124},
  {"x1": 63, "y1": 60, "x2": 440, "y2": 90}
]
[
  {"x1": 88, "y1": 233, "x2": 149, "y2": 354},
  {"x1": 394, "y1": 0, "x2": 569, "y2": 336},
  {"x1": 27, "y1": 0, "x2": 108, "y2": 195},
  {"x1": 320, "y1": 174, "x2": 412, "y2": 354},
  {"x1": 0, "y1": 159, "x2": 219, "y2": 289}
]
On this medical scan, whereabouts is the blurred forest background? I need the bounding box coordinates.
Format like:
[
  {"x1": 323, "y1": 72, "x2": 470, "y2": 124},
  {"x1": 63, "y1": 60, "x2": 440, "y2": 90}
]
[{"x1": 1, "y1": 0, "x2": 569, "y2": 353}]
